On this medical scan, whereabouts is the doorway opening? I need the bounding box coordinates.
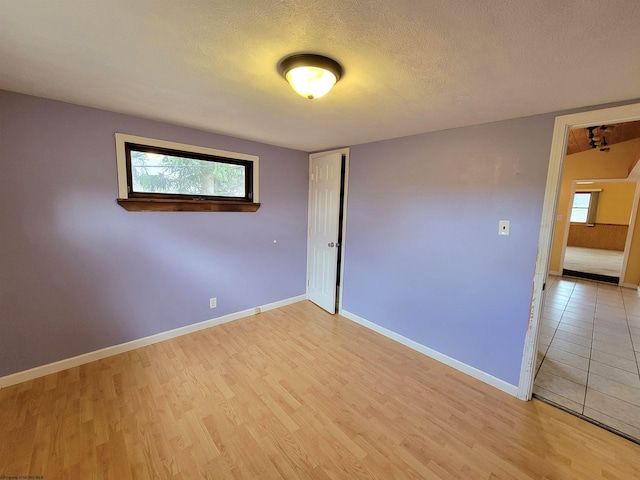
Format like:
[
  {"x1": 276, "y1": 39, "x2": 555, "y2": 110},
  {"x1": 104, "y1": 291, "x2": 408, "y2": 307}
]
[
  {"x1": 519, "y1": 104, "x2": 640, "y2": 400},
  {"x1": 518, "y1": 103, "x2": 640, "y2": 443},
  {"x1": 558, "y1": 178, "x2": 640, "y2": 285}
]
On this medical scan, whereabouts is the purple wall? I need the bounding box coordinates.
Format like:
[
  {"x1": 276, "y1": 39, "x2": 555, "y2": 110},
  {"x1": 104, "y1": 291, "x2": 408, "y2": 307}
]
[
  {"x1": 343, "y1": 115, "x2": 556, "y2": 386},
  {"x1": 2, "y1": 88, "x2": 635, "y2": 388},
  {"x1": 0, "y1": 90, "x2": 308, "y2": 377}
]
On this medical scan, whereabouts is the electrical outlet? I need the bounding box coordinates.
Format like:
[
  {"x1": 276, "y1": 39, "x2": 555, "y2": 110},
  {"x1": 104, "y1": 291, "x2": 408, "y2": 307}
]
[{"x1": 210, "y1": 297, "x2": 217, "y2": 309}]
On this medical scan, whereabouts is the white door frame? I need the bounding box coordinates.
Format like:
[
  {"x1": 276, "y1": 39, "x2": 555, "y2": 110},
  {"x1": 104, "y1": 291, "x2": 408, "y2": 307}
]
[
  {"x1": 517, "y1": 102, "x2": 640, "y2": 400},
  {"x1": 558, "y1": 178, "x2": 640, "y2": 287},
  {"x1": 306, "y1": 148, "x2": 350, "y2": 312}
]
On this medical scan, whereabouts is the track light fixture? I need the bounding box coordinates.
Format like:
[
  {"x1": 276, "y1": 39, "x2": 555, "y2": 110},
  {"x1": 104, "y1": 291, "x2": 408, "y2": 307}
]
[{"x1": 586, "y1": 125, "x2": 611, "y2": 152}]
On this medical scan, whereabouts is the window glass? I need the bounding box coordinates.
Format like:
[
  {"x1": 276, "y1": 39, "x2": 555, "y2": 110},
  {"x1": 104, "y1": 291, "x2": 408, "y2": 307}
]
[
  {"x1": 129, "y1": 149, "x2": 247, "y2": 198},
  {"x1": 570, "y1": 192, "x2": 591, "y2": 223},
  {"x1": 125, "y1": 143, "x2": 252, "y2": 201}
]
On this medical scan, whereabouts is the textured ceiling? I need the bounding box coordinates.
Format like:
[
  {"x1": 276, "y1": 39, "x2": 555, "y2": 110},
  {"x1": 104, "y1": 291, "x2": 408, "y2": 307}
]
[{"x1": 1, "y1": 1, "x2": 639, "y2": 152}]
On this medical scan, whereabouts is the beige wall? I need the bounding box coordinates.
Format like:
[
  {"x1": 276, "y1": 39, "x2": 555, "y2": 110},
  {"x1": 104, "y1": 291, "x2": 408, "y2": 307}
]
[
  {"x1": 550, "y1": 138, "x2": 640, "y2": 284},
  {"x1": 588, "y1": 181, "x2": 636, "y2": 225}
]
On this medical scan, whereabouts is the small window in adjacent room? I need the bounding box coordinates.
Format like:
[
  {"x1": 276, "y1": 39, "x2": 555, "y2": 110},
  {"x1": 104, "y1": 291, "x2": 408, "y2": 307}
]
[
  {"x1": 115, "y1": 134, "x2": 260, "y2": 212},
  {"x1": 570, "y1": 190, "x2": 600, "y2": 225}
]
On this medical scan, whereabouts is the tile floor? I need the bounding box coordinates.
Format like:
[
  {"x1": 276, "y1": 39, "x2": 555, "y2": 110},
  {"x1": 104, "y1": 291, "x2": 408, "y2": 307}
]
[{"x1": 534, "y1": 275, "x2": 640, "y2": 441}]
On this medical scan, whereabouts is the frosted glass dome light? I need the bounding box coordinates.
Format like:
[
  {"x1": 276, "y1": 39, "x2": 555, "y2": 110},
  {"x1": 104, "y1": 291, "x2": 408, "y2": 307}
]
[{"x1": 278, "y1": 54, "x2": 343, "y2": 100}]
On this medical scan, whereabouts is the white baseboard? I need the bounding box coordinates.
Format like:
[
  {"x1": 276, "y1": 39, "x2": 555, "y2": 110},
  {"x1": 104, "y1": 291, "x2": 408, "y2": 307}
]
[
  {"x1": 620, "y1": 282, "x2": 638, "y2": 290},
  {"x1": 548, "y1": 271, "x2": 561, "y2": 276},
  {"x1": 0, "y1": 295, "x2": 307, "y2": 389},
  {"x1": 339, "y1": 309, "x2": 519, "y2": 398}
]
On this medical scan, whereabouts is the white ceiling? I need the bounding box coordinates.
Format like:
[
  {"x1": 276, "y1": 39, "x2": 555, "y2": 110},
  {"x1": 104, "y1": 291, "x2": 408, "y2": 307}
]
[{"x1": 1, "y1": 1, "x2": 639, "y2": 152}]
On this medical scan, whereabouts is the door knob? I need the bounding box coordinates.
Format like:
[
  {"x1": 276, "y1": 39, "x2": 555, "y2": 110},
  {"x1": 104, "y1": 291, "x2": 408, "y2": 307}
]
[{"x1": 328, "y1": 242, "x2": 335, "y2": 247}]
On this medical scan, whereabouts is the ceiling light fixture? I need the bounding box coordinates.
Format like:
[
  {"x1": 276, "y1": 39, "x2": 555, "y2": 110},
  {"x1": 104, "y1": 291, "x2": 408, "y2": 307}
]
[
  {"x1": 586, "y1": 125, "x2": 611, "y2": 152},
  {"x1": 278, "y1": 54, "x2": 343, "y2": 100}
]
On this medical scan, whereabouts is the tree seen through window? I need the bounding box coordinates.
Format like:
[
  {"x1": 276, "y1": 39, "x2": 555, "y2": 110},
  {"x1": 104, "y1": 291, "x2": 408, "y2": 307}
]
[{"x1": 130, "y1": 149, "x2": 246, "y2": 198}]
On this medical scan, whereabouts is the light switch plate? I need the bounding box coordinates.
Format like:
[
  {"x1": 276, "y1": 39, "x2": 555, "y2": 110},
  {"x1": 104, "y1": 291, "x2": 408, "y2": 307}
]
[{"x1": 499, "y1": 220, "x2": 510, "y2": 236}]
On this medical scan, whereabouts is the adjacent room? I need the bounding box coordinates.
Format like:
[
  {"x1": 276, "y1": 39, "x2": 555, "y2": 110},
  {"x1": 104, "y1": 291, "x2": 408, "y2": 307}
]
[
  {"x1": 533, "y1": 124, "x2": 640, "y2": 441},
  {"x1": 1, "y1": 1, "x2": 640, "y2": 478}
]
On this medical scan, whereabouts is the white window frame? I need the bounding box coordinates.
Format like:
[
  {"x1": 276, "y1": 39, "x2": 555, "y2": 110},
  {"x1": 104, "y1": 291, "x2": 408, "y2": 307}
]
[{"x1": 115, "y1": 133, "x2": 259, "y2": 202}]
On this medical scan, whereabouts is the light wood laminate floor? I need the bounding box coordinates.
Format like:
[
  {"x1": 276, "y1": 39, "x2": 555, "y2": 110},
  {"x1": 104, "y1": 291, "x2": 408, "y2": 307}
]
[{"x1": 1, "y1": 301, "x2": 639, "y2": 479}]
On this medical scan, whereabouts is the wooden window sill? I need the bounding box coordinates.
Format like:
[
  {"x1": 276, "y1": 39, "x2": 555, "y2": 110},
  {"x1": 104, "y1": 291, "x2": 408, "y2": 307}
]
[{"x1": 117, "y1": 198, "x2": 261, "y2": 212}]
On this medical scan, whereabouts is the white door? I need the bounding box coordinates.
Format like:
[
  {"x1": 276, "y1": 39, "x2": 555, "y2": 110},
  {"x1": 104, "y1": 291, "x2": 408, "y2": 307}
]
[{"x1": 307, "y1": 151, "x2": 343, "y2": 313}]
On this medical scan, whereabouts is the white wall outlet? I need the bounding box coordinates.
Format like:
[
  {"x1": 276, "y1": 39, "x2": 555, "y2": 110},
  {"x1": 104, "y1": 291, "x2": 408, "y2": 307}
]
[
  {"x1": 209, "y1": 297, "x2": 217, "y2": 308},
  {"x1": 499, "y1": 220, "x2": 510, "y2": 236}
]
